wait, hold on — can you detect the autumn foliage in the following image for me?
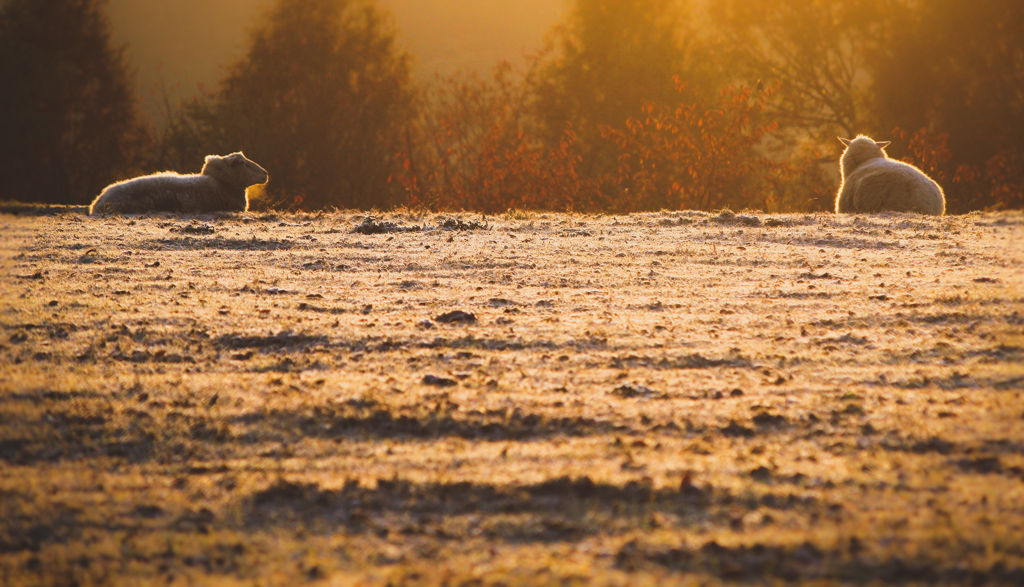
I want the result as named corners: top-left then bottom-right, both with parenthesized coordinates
top-left (5, 0), bottom-right (1021, 213)
top-left (893, 128), bottom-right (1024, 213)
top-left (399, 72), bottom-right (800, 214)
top-left (603, 80), bottom-right (784, 213)
top-left (398, 67), bottom-right (600, 214)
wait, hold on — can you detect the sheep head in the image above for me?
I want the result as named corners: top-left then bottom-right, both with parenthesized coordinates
top-left (202, 152), bottom-right (269, 188)
top-left (839, 136), bottom-right (891, 176)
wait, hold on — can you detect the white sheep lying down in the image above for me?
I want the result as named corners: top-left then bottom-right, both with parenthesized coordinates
top-left (89, 153), bottom-right (268, 215)
top-left (835, 136), bottom-right (945, 216)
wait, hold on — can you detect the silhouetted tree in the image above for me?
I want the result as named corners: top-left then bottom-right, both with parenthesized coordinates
top-left (530, 0), bottom-right (716, 179)
top-left (709, 0), bottom-right (888, 141)
top-left (874, 0), bottom-right (1024, 211)
top-left (707, 0), bottom-right (1024, 212)
top-left (170, 0), bottom-right (415, 210)
top-left (0, 0), bottom-right (148, 204)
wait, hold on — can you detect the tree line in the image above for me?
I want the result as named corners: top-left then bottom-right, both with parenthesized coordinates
top-left (1, 0), bottom-right (1021, 213)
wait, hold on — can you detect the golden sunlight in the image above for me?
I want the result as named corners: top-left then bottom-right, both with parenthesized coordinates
top-left (3, 0), bottom-right (1024, 583)
top-left (107, 0), bottom-right (565, 122)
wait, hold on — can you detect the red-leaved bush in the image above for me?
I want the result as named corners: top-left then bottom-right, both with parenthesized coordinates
top-left (397, 65), bottom-right (601, 214)
top-left (894, 128), bottom-right (1024, 213)
top-left (602, 79), bottom-right (785, 213)
top-left (399, 73), bottom-right (797, 214)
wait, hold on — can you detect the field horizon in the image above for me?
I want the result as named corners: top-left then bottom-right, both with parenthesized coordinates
top-left (1, 206), bottom-right (1022, 585)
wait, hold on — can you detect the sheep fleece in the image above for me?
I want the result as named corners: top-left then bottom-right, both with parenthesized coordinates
top-left (89, 153), bottom-right (268, 215)
top-left (836, 136), bottom-right (945, 216)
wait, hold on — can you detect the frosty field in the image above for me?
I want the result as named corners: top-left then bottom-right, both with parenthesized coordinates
top-left (1, 207), bottom-right (1022, 585)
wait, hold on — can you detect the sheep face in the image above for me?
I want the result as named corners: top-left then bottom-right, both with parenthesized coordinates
top-left (202, 152), bottom-right (269, 189)
top-left (839, 136), bottom-right (892, 177)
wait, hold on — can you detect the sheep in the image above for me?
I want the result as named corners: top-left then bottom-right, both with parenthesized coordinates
top-left (835, 136), bottom-right (945, 216)
top-left (89, 152), bottom-right (268, 215)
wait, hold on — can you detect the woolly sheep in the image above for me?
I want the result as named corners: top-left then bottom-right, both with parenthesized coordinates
top-left (89, 153), bottom-right (268, 215)
top-left (835, 136), bottom-right (945, 216)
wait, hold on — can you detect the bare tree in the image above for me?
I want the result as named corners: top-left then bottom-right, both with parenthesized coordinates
top-left (709, 0), bottom-right (887, 140)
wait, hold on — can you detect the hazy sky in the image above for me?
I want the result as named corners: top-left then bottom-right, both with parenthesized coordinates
top-left (106, 0), bottom-right (567, 124)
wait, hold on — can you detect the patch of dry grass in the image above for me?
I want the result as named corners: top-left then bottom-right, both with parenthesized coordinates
top-left (1, 208), bottom-right (1023, 585)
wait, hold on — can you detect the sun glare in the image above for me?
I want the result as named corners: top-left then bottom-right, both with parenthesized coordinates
top-left (107, 0), bottom-right (566, 123)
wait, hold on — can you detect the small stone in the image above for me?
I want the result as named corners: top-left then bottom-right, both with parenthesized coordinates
top-left (422, 375), bottom-right (457, 387)
top-left (434, 310), bottom-right (476, 324)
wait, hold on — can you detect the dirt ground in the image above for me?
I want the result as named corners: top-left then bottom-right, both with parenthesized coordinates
top-left (1, 206), bottom-right (1022, 586)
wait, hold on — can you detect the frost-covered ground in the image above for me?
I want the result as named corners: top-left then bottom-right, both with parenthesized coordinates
top-left (1, 207), bottom-right (1022, 585)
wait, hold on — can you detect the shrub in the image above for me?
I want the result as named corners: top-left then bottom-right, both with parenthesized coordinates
top-left (603, 80), bottom-right (785, 212)
top-left (398, 65), bottom-right (602, 213)
top-left (893, 128), bottom-right (1024, 213)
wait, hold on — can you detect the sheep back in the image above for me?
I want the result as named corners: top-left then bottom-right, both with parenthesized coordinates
top-left (89, 152), bottom-right (268, 215)
top-left (836, 136), bottom-right (945, 216)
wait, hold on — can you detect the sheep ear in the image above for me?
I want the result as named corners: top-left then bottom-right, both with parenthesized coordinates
top-left (838, 137), bottom-right (852, 147)
top-left (875, 141), bottom-right (891, 149)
